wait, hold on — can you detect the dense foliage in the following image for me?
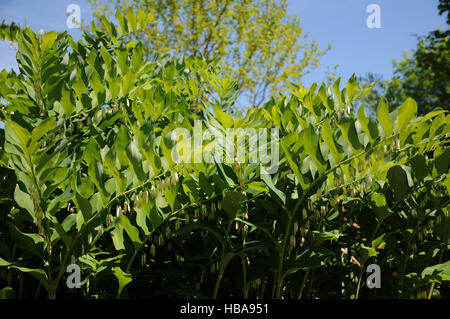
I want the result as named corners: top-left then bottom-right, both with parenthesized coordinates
top-left (0, 11), bottom-right (449, 299)
top-left (88, 0), bottom-right (326, 106)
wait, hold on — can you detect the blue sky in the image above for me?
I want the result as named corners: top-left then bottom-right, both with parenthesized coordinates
top-left (288, 0), bottom-right (448, 86)
top-left (0, 0), bottom-right (447, 87)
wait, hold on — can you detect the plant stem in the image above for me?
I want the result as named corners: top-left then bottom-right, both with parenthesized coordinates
top-left (355, 264), bottom-right (364, 300)
top-left (427, 249), bottom-right (444, 299)
top-left (297, 268), bottom-right (310, 299)
top-left (241, 256), bottom-right (248, 299)
top-left (275, 211), bottom-right (293, 299)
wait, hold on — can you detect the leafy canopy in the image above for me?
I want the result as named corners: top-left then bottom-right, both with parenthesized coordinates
top-left (88, 0), bottom-right (327, 106)
top-left (0, 7), bottom-right (449, 300)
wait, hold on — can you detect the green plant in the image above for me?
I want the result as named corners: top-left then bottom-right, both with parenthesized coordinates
top-left (88, 0), bottom-right (327, 106)
top-left (0, 10), bottom-right (449, 299)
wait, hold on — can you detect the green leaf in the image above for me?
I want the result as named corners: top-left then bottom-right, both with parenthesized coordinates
top-left (357, 105), bottom-right (379, 143)
top-left (337, 117), bottom-right (362, 150)
top-left (60, 85), bottom-right (74, 116)
top-left (377, 97), bottom-right (393, 137)
top-left (0, 257), bottom-right (12, 267)
top-left (40, 31), bottom-right (57, 53)
top-left (360, 245), bottom-right (377, 264)
top-left (303, 125), bottom-right (326, 172)
top-left (247, 181), bottom-right (268, 193)
top-left (8, 265), bottom-right (49, 291)
top-left (345, 74), bottom-right (359, 102)
top-left (371, 192), bottom-right (386, 207)
top-left (282, 247), bottom-right (334, 281)
top-left (221, 191), bottom-right (247, 219)
top-left (321, 121), bottom-right (343, 162)
top-left (135, 206), bottom-right (150, 236)
top-left (31, 117), bottom-right (56, 146)
top-left (14, 185), bottom-right (34, 218)
top-left (261, 173), bottom-right (286, 204)
top-left (118, 215), bottom-right (142, 249)
top-left (199, 172), bottom-right (214, 197)
top-left (6, 120), bottom-right (30, 148)
top-left (88, 160), bottom-right (109, 204)
top-left (422, 260), bottom-right (450, 282)
top-left (397, 98), bottom-right (417, 132)
top-left (125, 7), bottom-right (137, 31)
top-left (332, 77), bottom-right (343, 107)
top-left (8, 223), bottom-right (45, 258)
top-left (121, 69), bottom-right (136, 96)
top-left (387, 165), bottom-right (410, 202)
top-left (125, 140), bottom-right (146, 182)
top-left (410, 155), bottom-right (428, 181)
top-left (0, 287), bottom-right (16, 299)
top-left (112, 267), bottom-right (132, 298)
top-left (435, 147), bottom-right (450, 175)
top-left (74, 192), bottom-right (92, 220)
top-left (111, 225), bottom-right (125, 251)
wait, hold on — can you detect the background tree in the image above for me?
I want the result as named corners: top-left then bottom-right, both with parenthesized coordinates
top-left (438, 0), bottom-right (450, 24)
top-left (359, 1), bottom-right (449, 115)
top-left (88, 0), bottom-right (327, 106)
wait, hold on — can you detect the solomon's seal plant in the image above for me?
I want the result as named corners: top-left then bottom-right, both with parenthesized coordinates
top-left (0, 9), bottom-right (449, 299)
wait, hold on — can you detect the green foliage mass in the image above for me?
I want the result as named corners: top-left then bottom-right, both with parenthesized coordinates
top-left (88, 0), bottom-right (327, 106)
top-left (0, 10), bottom-right (449, 299)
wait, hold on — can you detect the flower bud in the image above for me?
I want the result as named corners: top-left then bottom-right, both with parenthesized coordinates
top-left (302, 208), bottom-right (307, 220)
top-left (290, 235), bottom-right (296, 249)
top-left (116, 206), bottom-right (122, 218)
top-left (106, 214), bottom-right (113, 227)
top-left (150, 186), bottom-right (157, 199)
top-left (324, 186), bottom-right (329, 198)
top-left (308, 200), bottom-right (313, 211)
top-left (201, 204), bottom-right (207, 218)
top-left (165, 226), bottom-right (171, 238)
top-left (124, 200), bottom-right (130, 213)
top-left (158, 234), bottom-right (164, 247)
top-left (142, 190), bottom-right (148, 203)
top-left (358, 161), bottom-right (364, 173)
top-left (164, 177), bottom-right (171, 190)
top-left (134, 196), bottom-right (140, 209)
top-left (242, 224), bottom-right (249, 237)
top-left (97, 224), bottom-right (104, 236)
top-left (150, 244), bottom-right (156, 257)
top-left (171, 172), bottom-right (179, 185)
